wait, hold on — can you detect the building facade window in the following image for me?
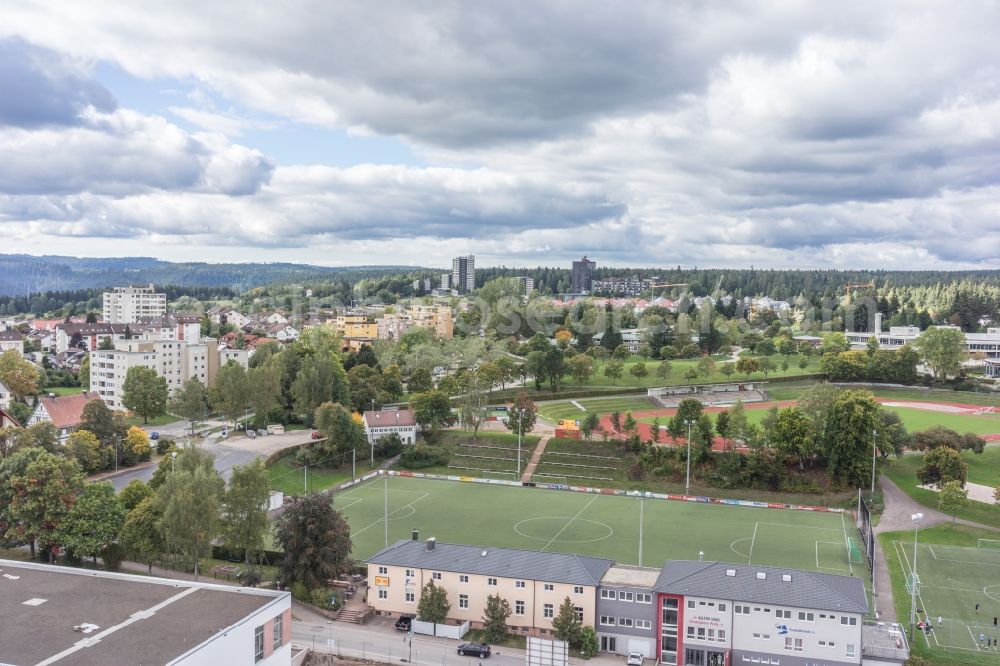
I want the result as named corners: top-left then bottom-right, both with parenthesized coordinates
top-left (516, 601), bottom-right (525, 615)
top-left (637, 593), bottom-right (652, 604)
top-left (378, 566), bottom-right (388, 575)
top-left (797, 612), bottom-right (814, 622)
top-left (254, 625), bottom-right (264, 663)
top-left (273, 615), bottom-right (283, 651)
top-left (405, 591), bottom-right (415, 603)
top-left (378, 589), bottom-right (387, 599)
top-left (406, 569), bottom-right (414, 578)
top-left (459, 594), bottom-right (469, 609)
top-left (487, 577), bottom-right (497, 586)
top-left (516, 581), bottom-right (526, 588)
top-left (601, 616), bottom-right (615, 626)
top-left (544, 604), bottom-right (554, 619)
top-left (544, 583), bottom-right (554, 591)
top-left (847, 644), bottom-right (856, 657)
top-left (432, 572), bottom-right (441, 580)
top-left (601, 589), bottom-right (616, 599)
top-left (574, 586), bottom-right (584, 595)
top-left (574, 607), bottom-right (583, 622)
top-left (459, 575), bottom-right (468, 583)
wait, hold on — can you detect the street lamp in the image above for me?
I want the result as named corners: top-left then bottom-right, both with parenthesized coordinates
top-left (871, 429), bottom-right (878, 497)
top-left (909, 512), bottom-right (923, 639)
top-left (684, 419), bottom-right (695, 496)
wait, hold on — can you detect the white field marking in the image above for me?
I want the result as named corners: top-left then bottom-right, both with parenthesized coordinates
top-left (815, 541), bottom-right (847, 571)
top-left (513, 517), bottom-right (614, 544)
top-left (895, 540), bottom-right (941, 649)
top-left (570, 400), bottom-right (586, 412)
top-left (730, 537), bottom-right (752, 559)
top-left (984, 585), bottom-right (1000, 604)
top-left (748, 522), bottom-right (758, 565)
top-left (334, 497), bottom-right (364, 511)
top-left (350, 492), bottom-right (430, 537)
top-left (967, 624), bottom-right (982, 651)
top-left (840, 511), bottom-right (853, 575)
top-left (540, 494), bottom-right (600, 552)
top-left (928, 545), bottom-right (937, 560)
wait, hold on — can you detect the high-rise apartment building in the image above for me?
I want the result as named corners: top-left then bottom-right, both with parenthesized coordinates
top-left (102, 284), bottom-right (167, 323)
top-left (571, 256), bottom-right (596, 293)
top-left (451, 255), bottom-right (476, 293)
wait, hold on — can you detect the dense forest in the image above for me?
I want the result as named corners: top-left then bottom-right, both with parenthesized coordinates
top-left (0, 254), bottom-right (428, 298)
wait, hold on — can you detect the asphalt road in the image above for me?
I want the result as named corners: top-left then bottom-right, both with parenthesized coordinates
top-left (107, 427), bottom-right (316, 490)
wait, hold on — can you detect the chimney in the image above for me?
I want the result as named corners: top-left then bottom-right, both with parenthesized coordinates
top-left (412, 529), bottom-right (419, 541)
top-left (426, 537), bottom-right (436, 551)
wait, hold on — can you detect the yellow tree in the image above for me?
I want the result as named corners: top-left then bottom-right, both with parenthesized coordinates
top-left (0, 350), bottom-right (39, 402)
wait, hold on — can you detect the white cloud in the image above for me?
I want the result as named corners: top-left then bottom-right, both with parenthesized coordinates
top-left (0, 3), bottom-right (999, 267)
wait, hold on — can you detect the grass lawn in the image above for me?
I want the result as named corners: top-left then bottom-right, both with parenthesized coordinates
top-left (884, 456), bottom-right (1000, 528)
top-left (44, 386), bottom-right (85, 396)
top-left (879, 523), bottom-right (1000, 665)
top-left (537, 396), bottom-right (657, 422)
top-left (521, 355), bottom-right (821, 393)
top-left (881, 407), bottom-right (1000, 436)
top-left (334, 476), bottom-right (866, 589)
top-left (268, 453), bottom-right (362, 496)
top-left (126, 413), bottom-right (182, 427)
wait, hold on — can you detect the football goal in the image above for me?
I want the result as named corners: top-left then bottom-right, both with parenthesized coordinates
top-left (976, 538), bottom-right (1000, 550)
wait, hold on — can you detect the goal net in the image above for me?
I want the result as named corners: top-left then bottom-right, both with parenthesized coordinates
top-left (977, 538), bottom-right (1000, 550)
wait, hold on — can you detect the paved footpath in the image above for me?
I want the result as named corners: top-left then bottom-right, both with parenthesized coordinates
top-left (520, 436), bottom-right (550, 482)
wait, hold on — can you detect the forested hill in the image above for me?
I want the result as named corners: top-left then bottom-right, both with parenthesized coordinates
top-left (0, 254), bottom-right (424, 297)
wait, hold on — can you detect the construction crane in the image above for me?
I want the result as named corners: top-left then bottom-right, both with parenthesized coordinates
top-left (649, 282), bottom-right (689, 295)
top-left (843, 281), bottom-right (875, 305)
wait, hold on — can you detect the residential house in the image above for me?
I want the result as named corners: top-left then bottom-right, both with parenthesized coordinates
top-left (0, 330), bottom-right (25, 355)
top-left (363, 408), bottom-right (418, 445)
top-left (54, 323), bottom-right (129, 354)
top-left (0, 378), bottom-right (12, 410)
top-left (1, 405), bottom-right (21, 428)
top-left (207, 306), bottom-right (249, 329)
top-left (102, 284), bottom-right (167, 323)
top-left (264, 322), bottom-right (299, 343)
top-left (27, 392), bottom-right (101, 442)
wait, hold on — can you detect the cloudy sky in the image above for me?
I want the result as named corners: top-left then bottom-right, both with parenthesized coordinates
top-left (1, 1), bottom-right (999, 270)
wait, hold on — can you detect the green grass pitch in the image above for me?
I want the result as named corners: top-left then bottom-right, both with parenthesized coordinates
top-left (335, 475), bottom-right (863, 581)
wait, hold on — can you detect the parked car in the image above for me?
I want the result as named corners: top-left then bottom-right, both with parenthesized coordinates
top-left (257, 428), bottom-right (267, 436)
top-left (627, 652), bottom-right (644, 666)
top-left (310, 431), bottom-right (323, 440)
top-left (149, 432), bottom-right (159, 440)
top-left (394, 615), bottom-right (413, 631)
top-left (457, 643), bottom-right (490, 658)
top-left (246, 430), bottom-right (256, 439)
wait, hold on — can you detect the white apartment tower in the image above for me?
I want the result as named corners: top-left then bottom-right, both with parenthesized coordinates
top-left (451, 255), bottom-right (475, 293)
top-left (103, 284), bottom-right (167, 323)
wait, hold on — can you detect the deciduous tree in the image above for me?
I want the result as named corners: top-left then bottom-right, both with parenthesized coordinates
top-left (0, 349), bottom-right (39, 402)
top-left (58, 482), bottom-right (126, 567)
top-left (223, 460), bottom-right (271, 573)
top-left (121, 496), bottom-right (164, 574)
top-left (119, 479), bottom-right (153, 510)
top-left (916, 446), bottom-right (967, 487)
top-left (482, 594), bottom-right (512, 644)
top-left (914, 327), bottom-right (967, 380)
top-left (210, 361), bottom-right (251, 426)
top-left (417, 579), bottom-right (451, 624)
top-left (6, 452), bottom-right (84, 559)
top-left (169, 378), bottom-right (208, 434)
top-left (122, 366), bottom-right (168, 424)
top-left (274, 493), bottom-right (353, 588)
top-left (158, 456), bottom-right (224, 580)
top-left (552, 596), bottom-right (583, 648)
top-left (938, 480), bottom-right (968, 523)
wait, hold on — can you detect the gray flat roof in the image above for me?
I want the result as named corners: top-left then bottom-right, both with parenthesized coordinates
top-left (654, 561), bottom-right (869, 615)
top-left (0, 559), bottom-right (288, 665)
top-left (368, 540), bottom-right (614, 586)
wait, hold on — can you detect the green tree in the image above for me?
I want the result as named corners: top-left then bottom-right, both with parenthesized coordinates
top-left (656, 360), bottom-right (672, 379)
top-left (630, 362), bottom-right (649, 380)
top-left (772, 407), bottom-right (816, 470)
top-left (121, 496), bottom-right (164, 574)
top-left (459, 373), bottom-right (490, 439)
top-left (123, 426), bottom-right (152, 464)
top-left (551, 596), bottom-right (583, 647)
top-left (505, 393), bottom-right (538, 441)
top-left (0, 349), bottom-right (39, 402)
top-left (668, 399), bottom-right (704, 440)
top-left (66, 429), bottom-right (103, 473)
top-left (568, 354), bottom-right (595, 386)
top-left (543, 347), bottom-right (566, 392)
top-left (158, 458), bottom-right (224, 580)
top-left (347, 363), bottom-right (385, 413)
top-left (77, 354), bottom-right (90, 389)
top-left (169, 378), bottom-right (208, 434)
top-left (916, 446), bottom-right (967, 487)
top-left (914, 327), bottom-right (967, 379)
top-left (410, 390), bottom-right (452, 438)
top-left (119, 479), bottom-right (153, 511)
top-left (526, 350), bottom-right (547, 390)
top-left (482, 594), bottom-right (512, 644)
top-left (612, 344), bottom-right (630, 361)
top-left (121, 366), bottom-right (168, 424)
top-left (820, 332), bottom-right (850, 354)
top-left (758, 356), bottom-right (777, 377)
top-left (580, 413), bottom-right (600, 442)
top-left (579, 626), bottom-right (599, 658)
top-left (79, 398), bottom-right (127, 450)
top-left (417, 579), bottom-right (451, 624)
top-left (210, 361), bottom-right (250, 426)
top-left (938, 479), bottom-right (969, 523)
top-left (6, 452), bottom-right (84, 559)
top-left (58, 482), bottom-right (126, 567)
top-left (407, 367), bottom-right (434, 393)
top-left (223, 460), bottom-right (271, 573)
top-left (306, 402), bottom-right (366, 461)
top-left (696, 357), bottom-right (716, 377)
top-left (604, 359), bottom-right (624, 384)
top-left (865, 336), bottom-right (880, 357)
top-left (735, 357), bottom-right (759, 379)
top-left (274, 493), bottom-right (352, 588)
top-left (822, 390), bottom-right (884, 487)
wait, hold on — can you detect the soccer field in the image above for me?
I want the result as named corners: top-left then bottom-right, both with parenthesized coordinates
top-left (892, 539), bottom-right (1000, 657)
top-left (335, 475), bottom-right (864, 579)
